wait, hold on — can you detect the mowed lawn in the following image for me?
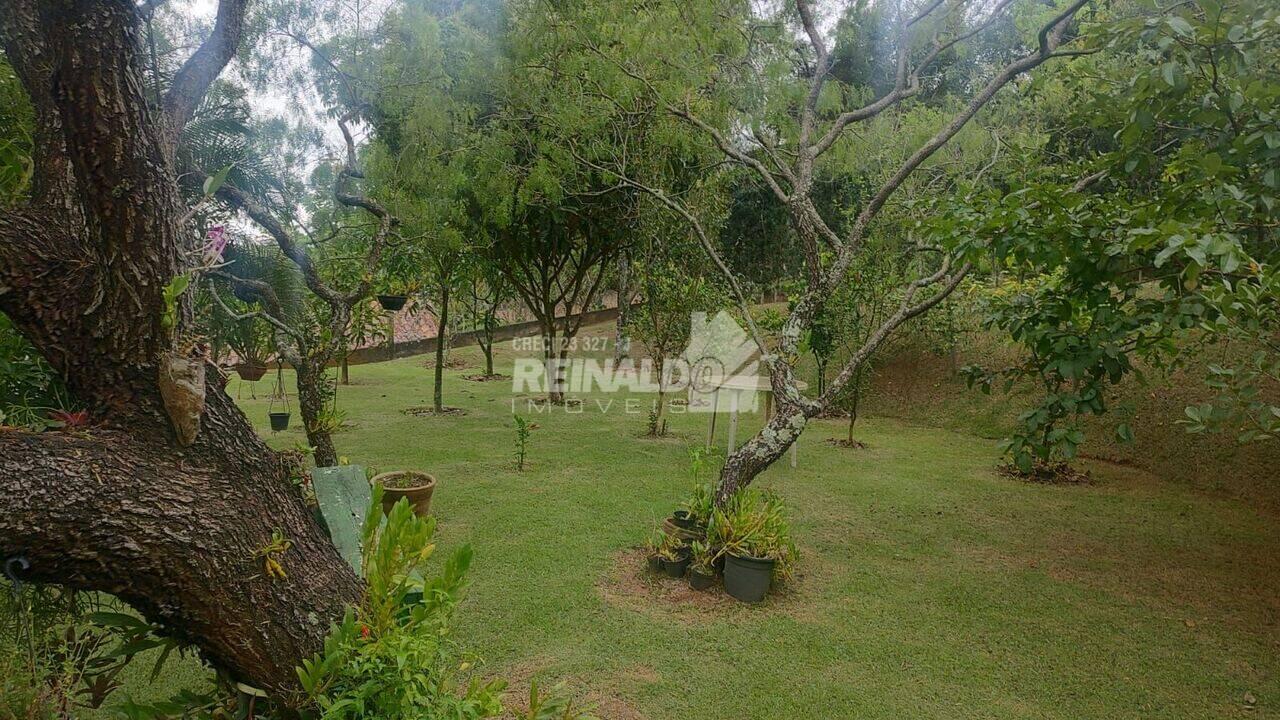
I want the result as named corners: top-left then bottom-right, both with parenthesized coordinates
top-left (214, 327), bottom-right (1280, 719)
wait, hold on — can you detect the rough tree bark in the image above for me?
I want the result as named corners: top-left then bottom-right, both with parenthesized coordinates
top-left (0, 0), bottom-right (360, 697)
top-left (297, 360), bottom-right (339, 467)
top-left (613, 250), bottom-right (634, 362)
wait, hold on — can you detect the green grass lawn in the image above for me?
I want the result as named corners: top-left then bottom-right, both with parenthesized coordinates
top-left (130, 327), bottom-right (1280, 718)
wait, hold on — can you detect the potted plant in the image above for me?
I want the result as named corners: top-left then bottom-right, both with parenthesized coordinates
top-left (643, 529), bottom-right (664, 573)
top-left (207, 301), bottom-right (274, 381)
top-left (681, 478), bottom-right (714, 531)
top-left (656, 534), bottom-right (690, 579)
top-left (267, 368), bottom-right (291, 432)
top-left (687, 541), bottom-right (716, 591)
top-left (707, 488), bottom-right (796, 603)
top-left (372, 470), bottom-right (436, 517)
top-left (670, 509), bottom-right (696, 530)
top-left (376, 293), bottom-right (408, 312)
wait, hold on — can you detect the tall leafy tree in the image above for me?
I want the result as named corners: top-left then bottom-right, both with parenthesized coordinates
top-left (947, 0), bottom-right (1280, 470)
top-left (0, 0), bottom-right (364, 694)
top-left (564, 0), bottom-right (1093, 502)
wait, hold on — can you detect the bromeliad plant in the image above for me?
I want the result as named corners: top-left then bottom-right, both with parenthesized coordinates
top-left (654, 533), bottom-right (688, 563)
top-left (297, 487), bottom-right (504, 719)
top-left (688, 541), bottom-right (715, 576)
top-left (706, 488), bottom-right (797, 580)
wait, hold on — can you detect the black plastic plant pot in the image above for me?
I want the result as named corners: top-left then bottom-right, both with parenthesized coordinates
top-left (712, 549), bottom-right (726, 574)
top-left (647, 555), bottom-right (663, 574)
top-left (661, 555), bottom-right (691, 579)
top-left (377, 294), bottom-right (408, 312)
top-left (689, 568), bottom-right (716, 591)
top-left (269, 412), bottom-right (291, 432)
top-left (671, 510), bottom-right (696, 530)
top-left (724, 553), bottom-right (775, 603)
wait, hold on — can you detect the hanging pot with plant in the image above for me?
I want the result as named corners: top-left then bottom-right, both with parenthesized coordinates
top-left (373, 470), bottom-right (436, 517)
top-left (376, 294), bottom-right (408, 312)
top-left (235, 361), bottom-right (268, 382)
top-left (267, 367), bottom-right (291, 432)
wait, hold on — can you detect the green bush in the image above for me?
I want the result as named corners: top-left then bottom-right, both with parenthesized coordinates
top-left (297, 487), bottom-right (504, 719)
top-left (0, 313), bottom-right (72, 429)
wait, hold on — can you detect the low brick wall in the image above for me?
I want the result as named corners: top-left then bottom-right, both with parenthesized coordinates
top-left (340, 305), bottom-right (626, 367)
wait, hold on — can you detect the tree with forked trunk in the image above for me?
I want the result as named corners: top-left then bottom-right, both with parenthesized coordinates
top-left (564, 0), bottom-right (1094, 504)
top-left (209, 101), bottom-right (398, 468)
top-left (0, 0), bottom-right (365, 698)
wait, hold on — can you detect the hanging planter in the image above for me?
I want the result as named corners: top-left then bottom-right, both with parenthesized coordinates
top-left (235, 361), bottom-right (268, 382)
top-left (267, 367), bottom-right (291, 433)
top-left (376, 294), bottom-right (408, 312)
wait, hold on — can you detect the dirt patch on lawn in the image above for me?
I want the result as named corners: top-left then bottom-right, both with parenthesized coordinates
top-left (496, 657), bottom-right (650, 720)
top-left (824, 438), bottom-right (867, 450)
top-left (463, 373), bottom-right (509, 382)
top-left (997, 460), bottom-right (1092, 485)
top-left (402, 405), bottom-right (468, 417)
top-left (596, 548), bottom-right (806, 624)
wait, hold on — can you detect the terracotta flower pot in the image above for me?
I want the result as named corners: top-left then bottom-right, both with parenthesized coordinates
top-left (235, 362), bottom-right (268, 382)
top-left (373, 470), bottom-right (436, 517)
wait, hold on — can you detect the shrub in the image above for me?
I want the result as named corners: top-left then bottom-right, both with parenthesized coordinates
top-left (680, 447), bottom-right (718, 527)
top-left (297, 487), bottom-right (504, 719)
top-left (513, 414), bottom-right (532, 470)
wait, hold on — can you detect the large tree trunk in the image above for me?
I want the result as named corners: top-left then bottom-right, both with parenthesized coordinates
top-left (0, 404), bottom-right (360, 697)
top-left (480, 334), bottom-right (495, 376)
top-left (296, 360), bottom-right (339, 468)
top-left (0, 0), bottom-right (360, 697)
top-left (716, 405), bottom-right (808, 504)
top-left (433, 280), bottom-right (450, 413)
top-left (614, 251), bottom-right (632, 362)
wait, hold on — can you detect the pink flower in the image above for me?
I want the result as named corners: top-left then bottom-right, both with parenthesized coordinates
top-left (203, 225), bottom-right (228, 266)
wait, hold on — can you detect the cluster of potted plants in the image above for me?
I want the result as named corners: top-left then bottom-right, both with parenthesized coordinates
top-left (644, 479), bottom-right (796, 603)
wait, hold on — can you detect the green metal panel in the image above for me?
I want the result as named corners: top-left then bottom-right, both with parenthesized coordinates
top-left (312, 465), bottom-right (370, 574)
